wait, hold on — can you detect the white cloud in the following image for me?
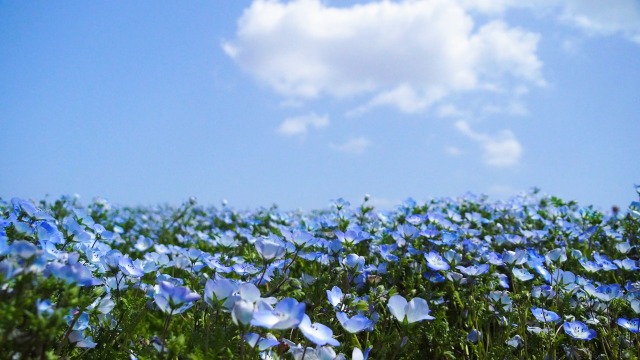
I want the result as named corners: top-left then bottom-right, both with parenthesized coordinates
top-left (560, 0), bottom-right (640, 43)
top-left (225, 0), bottom-right (544, 113)
top-left (466, 0), bottom-right (640, 43)
top-left (330, 136), bottom-right (371, 155)
top-left (455, 120), bottom-right (522, 167)
top-left (277, 113), bottom-right (329, 137)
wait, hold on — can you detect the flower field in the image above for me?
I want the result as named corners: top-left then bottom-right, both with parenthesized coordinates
top-left (2, 189), bottom-right (640, 359)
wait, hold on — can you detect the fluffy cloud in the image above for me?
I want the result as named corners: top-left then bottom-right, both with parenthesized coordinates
top-left (455, 120), bottom-right (522, 167)
top-left (329, 137), bottom-right (371, 155)
top-left (277, 113), bottom-right (329, 136)
top-left (224, 0), bottom-right (544, 113)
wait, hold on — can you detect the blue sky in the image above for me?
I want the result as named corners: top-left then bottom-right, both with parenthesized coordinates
top-left (1, 0), bottom-right (639, 211)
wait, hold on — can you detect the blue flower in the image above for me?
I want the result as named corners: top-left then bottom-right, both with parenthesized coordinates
top-left (335, 230), bottom-right (369, 245)
top-left (281, 229), bottom-right (317, 248)
top-left (563, 321), bottom-right (597, 340)
top-left (9, 240), bottom-right (39, 259)
top-left (532, 285), bottom-right (556, 300)
top-left (594, 284), bottom-right (622, 302)
top-left (153, 281), bottom-right (201, 315)
top-left (467, 329), bottom-right (481, 343)
top-left (244, 332), bottom-right (280, 351)
top-left (506, 335), bottom-right (523, 348)
top-left (342, 254), bottom-right (365, 272)
top-left (425, 251), bottom-right (450, 271)
top-left (250, 297), bottom-right (305, 330)
top-left (531, 307), bottom-right (561, 323)
top-left (352, 346), bottom-right (372, 360)
top-left (204, 276), bottom-right (238, 308)
top-left (46, 262), bottom-right (102, 287)
top-left (336, 311), bottom-right (372, 333)
top-left (512, 267), bottom-right (534, 281)
top-left (617, 318), bottom-right (640, 333)
top-left (299, 314), bottom-right (340, 346)
top-left (118, 256), bottom-right (145, 278)
top-left (580, 258), bottom-right (603, 272)
top-left (326, 286), bottom-right (344, 308)
top-left (254, 236), bottom-right (286, 261)
top-left (456, 264), bottom-right (489, 277)
top-left (387, 294), bottom-right (434, 324)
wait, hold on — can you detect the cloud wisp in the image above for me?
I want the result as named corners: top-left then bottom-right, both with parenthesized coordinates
top-left (277, 113), bottom-right (329, 137)
top-left (329, 137), bottom-right (371, 155)
top-left (455, 120), bottom-right (522, 167)
top-left (224, 0), bottom-right (543, 114)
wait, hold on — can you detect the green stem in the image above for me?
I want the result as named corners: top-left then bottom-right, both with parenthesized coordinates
top-left (160, 310), bottom-right (173, 357)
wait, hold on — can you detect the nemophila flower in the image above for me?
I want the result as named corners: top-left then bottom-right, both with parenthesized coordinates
top-left (593, 252), bottom-right (618, 271)
top-left (527, 326), bottom-right (550, 335)
top-left (204, 276), bottom-right (238, 308)
top-left (68, 330), bottom-right (97, 349)
top-left (299, 314), bottom-right (340, 346)
top-left (531, 307), bottom-right (561, 323)
top-left (216, 231), bottom-right (239, 248)
top-left (534, 265), bottom-right (552, 284)
top-left (502, 249), bottom-right (527, 266)
top-left (563, 321), bottom-right (597, 340)
top-left (512, 267), bottom-right (534, 281)
top-left (9, 240), bottom-right (39, 259)
top-left (486, 252), bottom-right (504, 266)
top-left (617, 318), bottom-right (640, 333)
top-left (11, 197), bottom-right (38, 218)
top-left (326, 286), bottom-right (344, 308)
top-left (487, 291), bottom-right (512, 313)
top-left (467, 329), bottom-right (481, 343)
top-left (36, 299), bottom-right (54, 317)
top-left (232, 299), bottom-right (255, 325)
top-left (244, 332), bottom-right (280, 351)
top-left (153, 281), bottom-right (201, 315)
top-left (251, 297), bottom-right (305, 330)
top-left (424, 271), bottom-right (446, 283)
top-left (387, 294), bottom-right (434, 324)
top-left (134, 236), bottom-right (153, 251)
top-left (232, 262), bottom-right (261, 277)
top-left (39, 240), bottom-right (63, 261)
top-left (353, 346), bottom-right (371, 360)
top-left (118, 256), bottom-right (144, 277)
top-left (495, 273), bottom-right (510, 289)
top-left (614, 258), bottom-right (638, 271)
top-left (549, 269), bottom-right (578, 293)
top-left (580, 258), bottom-right (603, 273)
top-left (89, 294), bottom-right (115, 314)
top-left (46, 262), bottom-right (102, 286)
top-left (281, 229), bottom-right (317, 248)
top-left (506, 335), bottom-right (523, 348)
top-left (255, 236), bottom-right (286, 261)
top-left (65, 311), bottom-right (90, 331)
top-left (392, 224), bottom-right (418, 246)
top-left (545, 247), bottom-right (567, 265)
top-left (335, 229), bottom-right (369, 246)
top-left (593, 284), bottom-right (622, 302)
top-left (101, 249), bottom-right (123, 273)
top-left (443, 249), bottom-right (462, 265)
top-left (36, 221), bottom-right (64, 244)
top-left (456, 264), bottom-right (489, 277)
top-left (342, 254), bottom-right (365, 272)
top-left (616, 241), bottom-right (633, 254)
top-left (378, 244), bottom-right (399, 262)
top-left (336, 312), bottom-right (373, 333)
top-left (425, 251), bottom-right (450, 271)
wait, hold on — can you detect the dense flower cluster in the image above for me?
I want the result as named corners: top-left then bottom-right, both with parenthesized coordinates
top-left (1, 188), bottom-right (640, 359)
